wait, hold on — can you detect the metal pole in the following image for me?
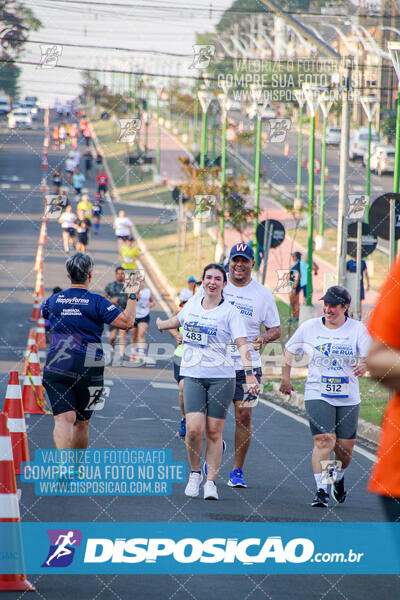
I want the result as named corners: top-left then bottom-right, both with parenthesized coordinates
top-left (211, 106), bottom-right (217, 165)
top-left (390, 197), bottom-right (396, 267)
top-left (337, 57), bottom-right (352, 286)
top-left (219, 111), bottom-right (227, 250)
top-left (194, 79), bottom-right (199, 138)
top-left (253, 114), bottom-right (258, 183)
top-left (132, 74), bottom-right (136, 115)
top-left (297, 104), bottom-right (303, 201)
top-left (176, 192), bottom-right (182, 268)
top-left (253, 114), bottom-right (262, 252)
top-left (355, 221), bottom-right (362, 319)
top-left (156, 95), bottom-right (161, 175)
top-left (319, 115), bottom-right (328, 236)
top-left (200, 109), bottom-right (208, 169)
top-left (392, 86), bottom-right (400, 261)
top-left (145, 88), bottom-right (149, 154)
top-left (262, 221), bottom-right (273, 285)
top-left (366, 119), bottom-right (372, 222)
top-left (306, 115), bottom-right (315, 306)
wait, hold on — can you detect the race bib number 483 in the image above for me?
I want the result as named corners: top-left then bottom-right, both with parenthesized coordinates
top-left (321, 376), bottom-right (349, 399)
top-left (183, 324), bottom-right (208, 347)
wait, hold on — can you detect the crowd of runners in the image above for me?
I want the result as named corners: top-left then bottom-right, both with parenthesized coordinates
top-left (41, 104), bottom-right (394, 513)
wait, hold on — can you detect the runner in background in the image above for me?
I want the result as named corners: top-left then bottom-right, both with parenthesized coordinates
top-left (77, 193), bottom-right (93, 225)
top-left (96, 171), bottom-right (109, 199)
top-left (75, 209), bottom-right (91, 252)
top-left (59, 122), bottom-right (67, 150)
top-left (120, 237), bottom-right (140, 270)
top-left (130, 278), bottom-right (155, 364)
top-left (104, 267), bottom-right (129, 366)
top-left (69, 122), bottom-right (78, 149)
top-left (366, 258), bottom-right (400, 521)
top-left (113, 210), bottom-right (134, 251)
top-left (52, 167), bottom-right (63, 194)
top-left (52, 124), bottom-right (59, 150)
top-left (169, 297), bottom-right (187, 438)
top-left (280, 286), bottom-right (371, 507)
top-left (92, 197), bottom-right (102, 235)
top-left (179, 275), bottom-right (197, 302)
top-left (83, 148), bottom-right (93, 178)
top-left (95, 152), bottom-right (104, 174)
top-left (65, 153), bottom-right (75, 184)
top-left (58, 205), bottom-right (77, 253)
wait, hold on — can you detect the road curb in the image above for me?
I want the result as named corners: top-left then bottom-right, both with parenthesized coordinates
top-left (269, 382), bottom-right (381, 446)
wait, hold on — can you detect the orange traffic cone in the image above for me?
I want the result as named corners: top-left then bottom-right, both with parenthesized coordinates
top-left (38, 221), bottom-right (47, 245)
top-left (34, 245), bottom-right (43, 271)
top-left (30, 296), bottom-right (42, 322)
top-left (41, 176), bottom-right (47, 193)
top-left (0, 413), bottom-right (35, 591)
top-left (22, 345), bottom-right (47, 415)
top-left (34, 269), bottom-right (44, 298)
top-left (23, 328), bottom-right (36, 375)
top-left (35, 317), bottom-right (46, 350)
top-left (3, 372), bottom-right (30, 475)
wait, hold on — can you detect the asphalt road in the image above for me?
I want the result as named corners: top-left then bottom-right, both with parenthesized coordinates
top-left (0, 113), bottom-right (397, 599)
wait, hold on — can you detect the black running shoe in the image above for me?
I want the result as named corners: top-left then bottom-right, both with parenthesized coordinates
top-left (311, 488), bottom-right (329, 507)
top-left (331, 477), bottom-right (347, 504)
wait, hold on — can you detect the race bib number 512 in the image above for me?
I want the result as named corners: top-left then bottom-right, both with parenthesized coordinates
top-left (321, 376), bottom-right (349, 399)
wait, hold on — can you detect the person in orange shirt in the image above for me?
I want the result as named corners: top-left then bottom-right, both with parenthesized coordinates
top-left (366, 257), bottom-right (400, 521)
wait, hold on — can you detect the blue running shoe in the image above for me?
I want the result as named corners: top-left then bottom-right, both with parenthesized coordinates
top-left (203, 440), bottom-right (226, 477)
top-left (178, 418), bottom-right (186, 438)
top-left (228, 467), bottom-right (247, 488)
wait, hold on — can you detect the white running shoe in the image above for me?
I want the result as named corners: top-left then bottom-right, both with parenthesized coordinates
top-left (185, 472), bottom-right (203, 497)
top-left (203, 480), bottom-right (219, 500)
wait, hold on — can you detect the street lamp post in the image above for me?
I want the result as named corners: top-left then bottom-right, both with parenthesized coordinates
top-left (293, 89), bottom-right (305, 211)
top-left (303, 83), bottom-right (321, 307)
top-left (360, 95), bottom-right (379, 222)
top-left (388, 41), bottom-right (400, 264)
top-left (250, 85), bottom-right (271, 257)
top-left (217, 85), bottom-right (232, 259)
top-left (198, 90), bottom-right (214, 170)
top-left (316, 89), bottom-right (333, 249)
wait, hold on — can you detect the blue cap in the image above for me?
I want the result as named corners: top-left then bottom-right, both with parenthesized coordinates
top-left (187, 275), bottom-right (197, 283)
top-left (229, 243), bottom-right (255, 261)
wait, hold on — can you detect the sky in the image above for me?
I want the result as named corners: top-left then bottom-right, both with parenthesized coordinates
top-left (20, 0), bottom-right (234, 105)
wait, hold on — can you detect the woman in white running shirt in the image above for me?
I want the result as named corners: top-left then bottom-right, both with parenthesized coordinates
top-left (156, 263), bottom-right (259, 501)
top-left (113, 210), bottom-right (134, 251)
top-left (58, 205), bottom-right (77, 253)
top-left (130, 278), bottom-right (155, 364)
top-left (279, 286), bottom-right (371, 508)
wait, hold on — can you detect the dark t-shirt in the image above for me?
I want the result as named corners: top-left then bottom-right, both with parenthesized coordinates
top-left (104, 280), bottom-right (127, 310)
top-left (41, 288), bottom-right (121, 371)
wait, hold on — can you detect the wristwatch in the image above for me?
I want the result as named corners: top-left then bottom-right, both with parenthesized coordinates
top-left (245, 369), bottom-right (253, 375)
top-left (128, 293), bottom-right (137, 300)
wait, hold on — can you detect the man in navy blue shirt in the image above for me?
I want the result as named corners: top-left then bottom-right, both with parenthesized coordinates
top-left (42, 253), bottom-right (141, 449)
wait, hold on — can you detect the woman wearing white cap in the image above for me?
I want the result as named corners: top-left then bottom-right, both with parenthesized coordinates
top-left (279, 286), bottom-right (371, 508)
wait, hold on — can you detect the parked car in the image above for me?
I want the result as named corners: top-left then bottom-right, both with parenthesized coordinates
top-left (0, 100), bottom-right (10, 115)
top-left (362, 142), bottom-right (388, 167)
top-left (24, 95), bottom-right (40, 108)
top-left (325, 126), bottom-right (341, 145)
top-left (349, 127), bottom-right (381, 160)
top-left (370, 145), bottom-right (396, 176)
top-left (20, 101), bottom-right (38, 119)
top-left (7, 108), bottom-right (32, 128)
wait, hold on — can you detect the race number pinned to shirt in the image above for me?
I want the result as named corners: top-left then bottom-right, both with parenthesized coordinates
top-left (183, 324), bottom-right (209, 347)
top-left (228, 342), bottom-right (240, 359)
top-left (320, 376), bottom-right (349, 399)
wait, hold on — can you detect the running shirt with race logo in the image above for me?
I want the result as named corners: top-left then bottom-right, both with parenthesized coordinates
top-left (59, 212), bottom-right (76, 229)
top-left (136, 288), bottom-right (151, 319)
top-left (41, 288), bottom-right (121, 371)
top-left (285, 317), bottom-right (371, 406)
top-left (114, 217), bottom-right (133, 237)
top-left (177, 294), bottom-right (247, 379)
top-left (195, 277), bottom-right (280, 370)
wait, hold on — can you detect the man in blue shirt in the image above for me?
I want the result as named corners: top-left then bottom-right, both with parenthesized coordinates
top-left (42, 253), bottom-right (140, 449)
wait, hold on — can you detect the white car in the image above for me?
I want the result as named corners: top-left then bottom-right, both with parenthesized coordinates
top-left (8, 108), bottom-right (32, 129)
top-left (325, 126), bottom-right (341, 145)
top-left (362, 142), bottom-right (388, 167)
top-left (20, 101), bottom-right (38, 119)
top-left (349, 127), bottom-right (381, 160)
top-left (25, 95), bottom-right (40, 108)
top-left (370, 145), bottom-right (396, 176)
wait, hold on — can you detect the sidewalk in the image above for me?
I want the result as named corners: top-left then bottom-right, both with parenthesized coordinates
top-left (147, 120), bottom-right (379, 321)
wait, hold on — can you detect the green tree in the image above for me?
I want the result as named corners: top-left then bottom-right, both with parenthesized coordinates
top-left (381, 113), bottom-right (397, 143)
top-left (0, 1), bottom-right (41, 96)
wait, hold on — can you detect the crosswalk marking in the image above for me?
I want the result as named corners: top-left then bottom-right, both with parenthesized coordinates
top-left (150, 382), bottom-right (179, 390)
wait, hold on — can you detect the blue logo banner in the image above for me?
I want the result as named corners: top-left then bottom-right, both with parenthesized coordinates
top-left (0, 522), bottom-right (399, 574)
